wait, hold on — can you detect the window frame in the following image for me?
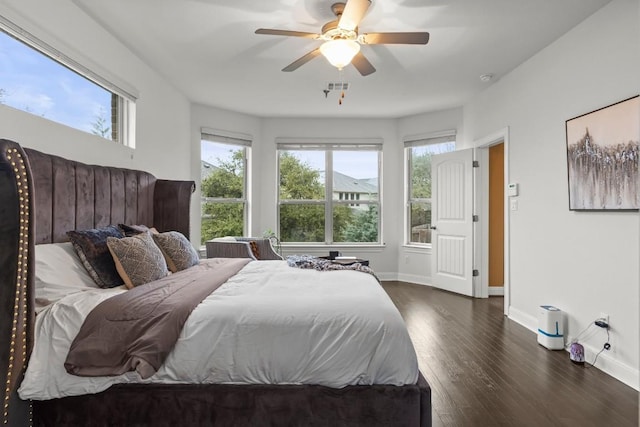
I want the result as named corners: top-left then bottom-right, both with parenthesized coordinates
top-left (276, 140), bottom-right (382, 246)
top-left (200, 130), bottom-right (251, 244)
top-left (0, 16), bottom-right (137, 146)
top-left (404, 132), bottom-right (456, 247)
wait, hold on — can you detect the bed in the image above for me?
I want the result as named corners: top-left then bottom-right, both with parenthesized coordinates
top-left (0, 138), bottom-right (431, 426)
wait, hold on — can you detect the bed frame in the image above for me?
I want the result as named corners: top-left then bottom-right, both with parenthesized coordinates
top-left (0, 138), bottom-right (431, 426)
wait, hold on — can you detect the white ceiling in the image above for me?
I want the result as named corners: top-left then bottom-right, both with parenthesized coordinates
top-left (73, 0), bottom-right (610, 119)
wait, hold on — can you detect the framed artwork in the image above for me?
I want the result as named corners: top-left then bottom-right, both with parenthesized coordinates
top-left (566, 95), bottom-right (639, 210)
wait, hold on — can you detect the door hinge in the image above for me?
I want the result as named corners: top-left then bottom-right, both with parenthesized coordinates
top-left (473, 269), bottom-right (479, 277)
top-left (472, 215), bottom-right (479, 222)
top-left (472, 160), bottom-right (479, 168)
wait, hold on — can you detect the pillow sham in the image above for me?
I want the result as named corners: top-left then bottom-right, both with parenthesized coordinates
top-left (67, 225), bottom-right (124, 288)
top-left (152, 231), bottom-right (199, 273)
top-left (107, 232), bottom-right (169, 289)
top-left (34, 242), bottom-right (99, 312)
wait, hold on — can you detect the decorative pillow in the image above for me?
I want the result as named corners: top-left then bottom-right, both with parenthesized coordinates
top-left (152, 231), bottom-right (200, 273)
top-left (249, 241), bottom-right (260, 259)
top-left (34, 242), bottom-right (99, 312)
top-left (67, 225), bottom-right (125, 288)
top-left (106, 232), bottom-right (169, 289)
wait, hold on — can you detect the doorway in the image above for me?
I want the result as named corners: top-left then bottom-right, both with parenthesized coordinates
top-left (474, 128), bottom-right (509, 315)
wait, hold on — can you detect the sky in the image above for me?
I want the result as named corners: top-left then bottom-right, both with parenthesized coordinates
top-left (0, 30), bottom-right (111, 135)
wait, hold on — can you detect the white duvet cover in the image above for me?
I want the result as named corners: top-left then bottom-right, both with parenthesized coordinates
top-left (19, 260), bottom-right (419, 400)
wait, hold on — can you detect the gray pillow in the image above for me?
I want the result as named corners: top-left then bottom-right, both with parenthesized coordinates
top-left (106, 232), bottom-right (169, 288)
top-left (67, 225), bottom-right (124, 288)
top-left (152, 231), bottom-right (199, 273)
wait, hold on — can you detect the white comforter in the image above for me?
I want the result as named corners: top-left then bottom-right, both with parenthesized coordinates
top-left (19, 260), bottom-right (419, 400)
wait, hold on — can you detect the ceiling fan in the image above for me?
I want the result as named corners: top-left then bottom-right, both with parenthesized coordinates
top-left (255, 0), bottom-right (429, 76)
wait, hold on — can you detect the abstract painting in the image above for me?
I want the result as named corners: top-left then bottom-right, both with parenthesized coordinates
top-left (566, 96), bottom-right (639, 210)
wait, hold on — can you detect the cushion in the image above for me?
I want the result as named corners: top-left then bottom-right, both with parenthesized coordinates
top-left (34, 242), bottom-right (99, 312)
top-left (67, 225), bottom-right (125, 288)
top-left (106, 232), bottom-right (169, 289)
top-left (152, 231), bottom-right (200, 273)
top-left (249, 241), bottom-right (260, 259)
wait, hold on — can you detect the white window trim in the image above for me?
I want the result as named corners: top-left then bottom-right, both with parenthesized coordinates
top-left (276, 141), bottom-right (382, 245)
top-left (200, 131), bottom-right (252, 240)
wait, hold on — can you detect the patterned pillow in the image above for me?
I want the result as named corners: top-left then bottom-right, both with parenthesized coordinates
top-left (106, 232), bottom-right (169, 289)
top-left (67, 225), bottom-right (125, 288)
top-left (249, 241), bottom-right (260, 259)
top-left (152, 231), bottom-right (199, 273)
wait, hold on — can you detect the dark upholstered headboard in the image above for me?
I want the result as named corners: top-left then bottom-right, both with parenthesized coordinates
top-left (23, 147), bottom-right (195, 243)
top-left (0, 138), bottom-right (195, 426)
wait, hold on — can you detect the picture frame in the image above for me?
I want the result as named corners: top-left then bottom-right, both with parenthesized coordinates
top-left (565, 95), bottom-right (639, 211)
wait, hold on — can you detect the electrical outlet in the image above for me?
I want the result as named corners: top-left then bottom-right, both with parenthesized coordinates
top-left (599, 313), bottom-right (609, 325)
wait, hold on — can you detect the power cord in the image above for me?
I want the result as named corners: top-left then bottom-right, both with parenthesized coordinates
top-left (587, 322), bottom-right (611, 369)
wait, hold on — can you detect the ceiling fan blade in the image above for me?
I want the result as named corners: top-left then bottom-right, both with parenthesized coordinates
top-left (351, 51), bottom-right (376, 76)
top-left (360, 32), bottom-right (430, 45)
top-left (255, 29), bottom-right (320, 39)
top-left (339, 0), bottom-right (371, 31)
top-left (282, 48), bottom-right (322, 72)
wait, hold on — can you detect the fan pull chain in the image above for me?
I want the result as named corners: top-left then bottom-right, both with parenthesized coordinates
top-left (338, 69), bottom-right (345, 105)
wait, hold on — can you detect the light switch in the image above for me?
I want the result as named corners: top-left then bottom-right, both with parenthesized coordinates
top-left (510, 199), bottom-right (518, 211)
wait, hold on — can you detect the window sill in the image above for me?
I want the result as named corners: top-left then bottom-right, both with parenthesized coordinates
top-left (402, 244), bottom-right (432, 254)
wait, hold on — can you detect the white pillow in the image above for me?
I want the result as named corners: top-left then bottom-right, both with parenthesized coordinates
top-left (211, 236), bottom-right (237, 242)
top-left (35, 242), bottom-right (99, 312)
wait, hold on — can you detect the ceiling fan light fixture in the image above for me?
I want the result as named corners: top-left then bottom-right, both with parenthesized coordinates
top-left (319, 39), bottom-right (360, 70)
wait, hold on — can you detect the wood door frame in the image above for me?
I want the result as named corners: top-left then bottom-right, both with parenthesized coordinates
top-left (473, 128), bottom-right (510, 315)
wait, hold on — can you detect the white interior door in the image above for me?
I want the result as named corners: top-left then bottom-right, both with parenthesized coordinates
top-left (430, 148), bottom-right (474, 296)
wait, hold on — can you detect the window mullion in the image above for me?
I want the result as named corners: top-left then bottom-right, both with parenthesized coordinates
top-left (325, 150), bottom-right (333, 244)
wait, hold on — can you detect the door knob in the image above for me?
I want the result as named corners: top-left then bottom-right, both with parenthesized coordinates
top-left (430, 226), bottom-right (437, 230)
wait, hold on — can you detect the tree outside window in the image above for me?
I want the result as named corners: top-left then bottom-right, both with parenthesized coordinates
top-left (200, 139), bottom-right (247, 244)
top-left (277, 146), bottom-right (380, 244)
top-left (407, 140), bottom-right (455, 244)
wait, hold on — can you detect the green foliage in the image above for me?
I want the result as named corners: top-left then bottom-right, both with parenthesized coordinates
top-left (201, 150), bottom-right (244, 198)
top-left (411, 151), bottom-right (432, 199)
top-left (340, 205), bottom-right (378, 242)
top-left (200, 148), bottom-right (245, 244)
top-left (278, 152), bottom-right (324, 199)
top-left (279, 204), bottom-right (325, 242)
top-left (201, 203), bottom-right (243, 244)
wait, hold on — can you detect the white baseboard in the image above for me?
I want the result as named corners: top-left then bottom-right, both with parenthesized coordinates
top-left (393, 273), bottom-right (432, 286)
top-left (488, 286), bottom-right (504, 296)
top-left (508, 306), bottom-right (639, 391)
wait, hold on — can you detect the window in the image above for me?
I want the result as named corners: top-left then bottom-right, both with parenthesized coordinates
top-left (0, 19), bottom-right (135, 145)
top-left (405, 134), bottom-right (455, 245)
top-left (200, 132), bottom-right (250, 245)
top-left (277, 142), bottom-right (381, 244)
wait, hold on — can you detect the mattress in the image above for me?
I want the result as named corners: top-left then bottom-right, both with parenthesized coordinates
top-left (19, 260), bottom-right (419, 400)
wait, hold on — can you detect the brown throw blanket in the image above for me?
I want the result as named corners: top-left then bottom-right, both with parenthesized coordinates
top-left (65, 257), bottom-right (250, 379)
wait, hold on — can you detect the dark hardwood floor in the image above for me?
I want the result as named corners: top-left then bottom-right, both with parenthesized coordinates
top-left (381, 281), bottom-right (639, 427)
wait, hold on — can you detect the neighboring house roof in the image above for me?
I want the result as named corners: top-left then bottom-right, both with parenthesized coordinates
top-left (201, 160), bottom-right (219, 181)
top-left (333, 171), bottom-right (377, 194)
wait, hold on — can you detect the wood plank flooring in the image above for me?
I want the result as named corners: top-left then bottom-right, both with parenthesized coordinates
top-left (381, 281), bottom-right (639, 427)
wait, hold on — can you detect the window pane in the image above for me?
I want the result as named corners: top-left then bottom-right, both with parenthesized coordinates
top-left (279, 204), bottom-right (325, 242)
top-left (409, 201), bottom-right (432, 244)
top-left (410, 142), bottom-right (455, 199)
top-left (332, 151), bottom-right (378, 201)
top-left (334, 204), bottom-right (378, 243)
top-left (279, 150), bottom-right (324, 200)
top-left (201, 141), bottom-right (245, 198)
top-left (0, 30), bottom-right (117, 141)
top-left (201, 202), bottom-right (244, 244)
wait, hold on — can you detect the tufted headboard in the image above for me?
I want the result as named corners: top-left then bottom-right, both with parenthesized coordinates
top-left (0, 138), bottom-right (195, 426)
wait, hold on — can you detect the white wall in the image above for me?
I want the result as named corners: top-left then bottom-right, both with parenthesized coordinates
top-left (0, 0), bottom-right (191, 179)
top-left (396, 107), bottom-right (464, 284)
top-left (462, 0), bottom-right (639, 389)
